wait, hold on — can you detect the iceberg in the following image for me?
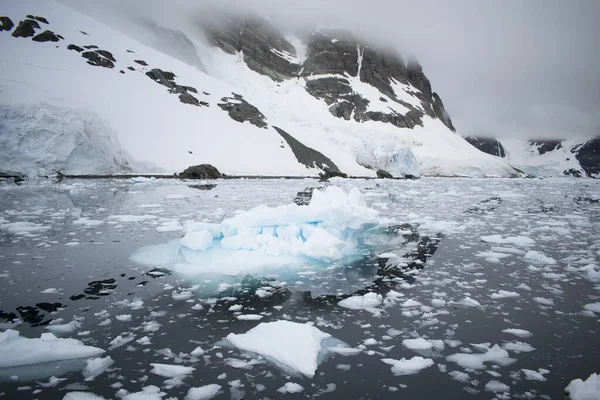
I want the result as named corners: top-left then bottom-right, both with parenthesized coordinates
top-left (0, 329), bottom-right (105, 369)
top-left (132, 186), bottom-right (379, 279)
top-left (223, 320), bottom-right (347, 377)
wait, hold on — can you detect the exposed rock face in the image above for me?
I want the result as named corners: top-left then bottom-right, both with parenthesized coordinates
top-left (273, 126), bottom-right (340, 172)
top-left (464, 137), bottom-right (506, 157)
top-left (11, 19), bottom-right (40, 38)
top-left (205, 19), bottom-right (456, 133)
top-left (205, 15), bottom-right (299, 81)
top-left (573, 138), bottom-right (600, 177)
top-left (179, 164), bottom-right (222, 179)
top-left (82, 50), bottom-right (115, 68)
top-left (0, 16), bottom-right (14, 32)
top-left (218, 94), bottom-right (267, 128)
top-left (319, 169), bottom-right (348, 181)
top-left (377, 169), bottom-right (393, 179)
top-left (530, 140), bottom-right (563, 155)
top-left (145, 68), bottom-right (207, 107)
top-left (32, 30), bottom-right (61, 42)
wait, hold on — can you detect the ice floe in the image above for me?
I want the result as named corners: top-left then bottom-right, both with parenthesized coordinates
top-left (565, 373), bottom-right (600, 400)
top-left (381, 356), bottom-right (434, 375)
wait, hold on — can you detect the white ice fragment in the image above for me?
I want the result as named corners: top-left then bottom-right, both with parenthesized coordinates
top-left (45, 320), bottom-right (81, 335)
top-left (82, 356), bottom-right (114, 381)
top-left (338, 293), bottom-right (382, 313)
top-left (502, 328), bottom-right (532, 338)
top-left (521, 368), bottom-right (549, 381)
top-left (381, 356), bottom-right (434, 375)
top-left (41, 288), bottom-right (60, 294)
top-left (122, 385), bottom-right (163, 400)
top-left (449, 370), bottom-right (470, 382)
top-left (181, 230), bottom-right (213, 251)
top-left (115, 314), bottom-right (132, 322)
top-left (501, 341), bottom-right (536, 353)
top-left (236, 314), bottom-right (263, 321)
top-left (326, 346), bottom-right (362, 356)
top-left (156, 220), bottom-right (183, 233)
top-left (533, 297), bottom-right (554, 306)
top-left (446, 344), bottom-right (516, 369)
top-left (185, 384), bottom-right (222, 400)
top-left (565, 373), bottom-right (600, 400)
top-left (485, 380), bottom-right (510, 393)
top-left (277, 382), bottom-right (304, 394)
top-left (402, 338), bottom-right (434, 350)
top-left (172, 291), bottom-right (193, 301)
top-left (523, 251), bottom-right (556, 264)
top-left (583, 303), bottom-right (600, 314)
top-left (63, 392), bottom-right (106, 400)
top-left (228, 305), bottom-right (243, 312)
top-left (225, 320), bottom-right (331, 377)
top-left (191, 346), bottom-right (205, 356)
top-left (150, 363), bottom-right (196, 378)
top-left (458, 297), bottom-right (482, 307)
top-left (0, 329), bottom-right (104, 368)
top-left (490, 290), bottom-right (520, 299)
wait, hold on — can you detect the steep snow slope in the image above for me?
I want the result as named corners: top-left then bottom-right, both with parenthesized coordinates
top-left (1, 0), bottom-right (519, 177)
top-left (501, 139), bottom-right (586, 177)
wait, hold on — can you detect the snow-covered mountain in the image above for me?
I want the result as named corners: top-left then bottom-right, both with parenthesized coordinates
top-left (464, 136), bottom-right (600, 178)
top-left (1, 0), bottom-right (521, 177)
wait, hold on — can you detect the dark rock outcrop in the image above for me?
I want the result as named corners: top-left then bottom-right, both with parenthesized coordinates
top-left (32, 30), bottom-right (61, 42)
top-left (205, 15), bottom-right (300, 81)
top-left (406, 58), bottom-right (432, 99)
top-left (179, 164), bottom-right (222, 179)
top-left (82, 50), bottom-right (115, 68)
top-left (145, 68), bottom-right (206, 107)
top-left (218, 94), bottom-right (267, 127)
top-left (530, 140), bottom-right (562, 155)
top-left (11, 19), bottom-right (40, 38)
top-left (134, 59), bottom-right (148, 66)
top-left (573, 138), bottom-right (600, 177)
top-left (377, 169), bottom-right (393, 179)
top-left (302, 30), bottom-right (359, 77)
top-left (319, 169), bottom-right (348, 181)
top-left (0, 16), bottom-right (14, 31)
top-left (26, 15), bottom-right (48, 24)
top-left (273, 126), bottom-right (340, 172)
top-left (464, 136), bottom-right (506, 157)
top-left (67, 44), bottom-right (83, 52)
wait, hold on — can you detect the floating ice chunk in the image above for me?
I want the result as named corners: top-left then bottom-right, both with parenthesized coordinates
top-left (521, 368), bottom-right (549, 381)
top-left (401, 299), bottom-right (422, 308)
top-left (228, 305), bottom-right (243, 312)
top-left (0, 221), bottom-right (50, 235)
top-left (446, 344), bottom-right (516, 369)
top-left (115, 314), bottom-right (132, 322)
top-left (122, 385), bottom-right (163, 400)
top-left (277, 382), bottom-right (304, 394)
top-left (481, 235), bottom-right (535, 246)
top-left (490, 290), bottom-right (520, 299)
top-left (523, 251), bottom-right (556, 264)
top-left (41, 288), bottom-right (60, 294)
top-left (363, 338), bottom-right (377, 346)
top-left (181, 231), bottom-right (213, 252)
top-left (185, 384), bottom-right (222, 400)
top-left (236, 314), bottom-right (263, 321)
top-left (565, 373), bottom-right (600, 400)
top-left (448, 370), bottom-right (470, 382)
top-left (150, 363), bottom-right (195, 378)
top-left (584, 303), bottom-right (600, 314)
top-left (338, 293), bottom-right (382, 314)
top-left (82, 356), bottom-right (114, 381)
top-left (190, 346), bottom-right (205, 357)
top-left (225, 320), bottom-right (332, 377)
top-left (501, 341), bottom-right (536, 353)
top-left (402, 338), bottom-right (434, 350)
top-left (381, 356), bottom-right (434, 375)
top-left (533, 297), bottom-right (554, 306)
top-left (485, 380), bottom-right (510, 392)
top-left (502, 328), bottom-right (532, 338)
top-left (0, 330), bottom-right (104, 368)
top-left (457, 297), bottom-right (482, 307)
top-left (64, 392), bottom-right (106, 400)
top-left (108, 333), bottom-right (135, 350)
top-left (172, 291), bottom-right (193, 301)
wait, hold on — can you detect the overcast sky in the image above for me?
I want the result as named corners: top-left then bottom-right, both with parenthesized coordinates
top-left (63, 0), bottom-right (600, 139)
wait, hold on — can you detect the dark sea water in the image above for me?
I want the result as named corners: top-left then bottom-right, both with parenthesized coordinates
top-left (0, 177), bottom-right (598, 399)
